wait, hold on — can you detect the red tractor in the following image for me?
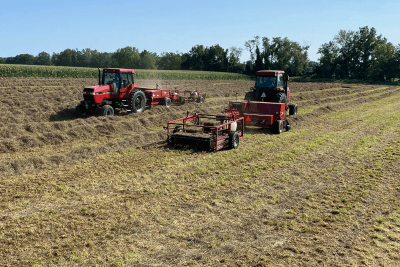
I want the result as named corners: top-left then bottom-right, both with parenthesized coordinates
top-left (229, 70), bottom-right (297, 134)
top-left (76, 68), bottom-right (205, 116)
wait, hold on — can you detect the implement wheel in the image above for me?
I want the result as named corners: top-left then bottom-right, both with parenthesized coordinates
top-left (273, 120), bottom-right (284, 134)
top-left (128, 90), bottom-right (146, 113)
top-left (289, 103), bottom-right (298, 115)
top-left (229, 131), bottom-right (240, 149)
top-left (162, 97), bottom-right (172, 107)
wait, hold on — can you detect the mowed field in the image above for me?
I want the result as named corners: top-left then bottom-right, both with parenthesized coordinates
top-left (0, 77), bottom-right (400, 266)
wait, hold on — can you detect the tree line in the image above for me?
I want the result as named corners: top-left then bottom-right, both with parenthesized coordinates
top-left (316, 26), bottom-right (400, 82)
top-left (1, 26), bottom-right (399, 81)
top-left (0, 45), bottom-right (246, 74)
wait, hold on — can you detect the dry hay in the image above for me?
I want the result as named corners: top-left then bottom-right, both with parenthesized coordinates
top-left (0, 77), bottom-right (399, 266)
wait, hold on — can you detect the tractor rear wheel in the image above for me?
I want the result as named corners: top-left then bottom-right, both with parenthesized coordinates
top-left (197, 96), bottom-right (205, 103)
top-left (244, 91), bottom-right (254, 101)
top-left (128, 90), bottom-right (146, 113)
top-left (229, 131), bottom-right (240, 149)
top-left (273, 92), bottom-right (287, 109)
top-left (99, 105), bottom-right (114, 116)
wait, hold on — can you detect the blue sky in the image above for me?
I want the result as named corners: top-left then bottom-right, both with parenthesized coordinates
top-left (1, 0), bottom-right (399, 63)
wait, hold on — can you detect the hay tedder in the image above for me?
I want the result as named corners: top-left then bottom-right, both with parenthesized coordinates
top-left (166, 108), bottom-right (244, 151)
top-left (76, 68), bottom-right (205, 117)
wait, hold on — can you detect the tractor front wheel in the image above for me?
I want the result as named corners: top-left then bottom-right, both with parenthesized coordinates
top-left (197, 96), bottom-right (205, 103)
top-left (229, 131), bottom-right (240, 149)
top-left (128, 90), bottom-right (146, 113)
top-left (100, 105), bottom-right (114, 116)
top-left (76, 104), bottom-right (92, 117)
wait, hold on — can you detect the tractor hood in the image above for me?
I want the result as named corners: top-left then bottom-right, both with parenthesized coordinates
top-left (83, 85), bottom-right (113, 95)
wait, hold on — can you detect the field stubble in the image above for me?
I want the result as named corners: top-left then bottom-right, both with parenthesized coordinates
top-left (0, 77), bottom-right (400, 266)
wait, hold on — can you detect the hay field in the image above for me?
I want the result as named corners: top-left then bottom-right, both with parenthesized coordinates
top-left (0, 77), bottom-right (400, 266)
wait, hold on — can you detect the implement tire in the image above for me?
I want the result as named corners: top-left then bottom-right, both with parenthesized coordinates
top-left (128, 90), bottom-right (146, 113)
top-left (289, 103), bottom-right (298, 115)
top-left (272, 120), bottom-right (284, 134)
top-left (229, 131), bottom-right (240, 149)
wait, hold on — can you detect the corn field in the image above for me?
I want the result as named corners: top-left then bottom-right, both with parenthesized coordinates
top-left (0, 64), bottom-right (252, 80)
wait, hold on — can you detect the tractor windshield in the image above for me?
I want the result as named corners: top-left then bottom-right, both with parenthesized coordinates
top-left (103, 72), bottom-right (120, 88)
top-left (256, 76), bottom-right (277, 87)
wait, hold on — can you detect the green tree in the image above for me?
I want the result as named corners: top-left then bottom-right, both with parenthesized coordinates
top-left (204, 44), bottom-right (228, 72)
top-left (227, 46), bottom-right (244, 73)
top-left (35, 51), bottom-right (51, 65)
top-left (317, 41), bottom-right (338, 78)
top-left (139, 50), bottom-right (158, 69)
top-left (188, 45), bottom-right (206, 70)
top-left (254, 46), bottom-right (263, 72)
top-left (55, 49), bottom-right (78, 66)
top-left (112, 46), bottom-right (140, 68)
top-left (157, 52), bottom-right (182, 70)
top-left (90, 50), bottom-right (112, 68)
top-left (8, 54), bottom-right (35, 65)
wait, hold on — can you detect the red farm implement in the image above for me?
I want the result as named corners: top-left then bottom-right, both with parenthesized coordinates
top-left (167, 109), bottom-right (244, 151)
top-left (174, 89), bottom-right (206, 104)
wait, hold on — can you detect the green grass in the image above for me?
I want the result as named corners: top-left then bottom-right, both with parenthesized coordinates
top-left (0, 64), bottom-right (252, 80)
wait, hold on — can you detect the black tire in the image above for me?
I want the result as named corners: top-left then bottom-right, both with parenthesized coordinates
top-left (273, 92), bottom-right (287, 103)
top-left (244, 91), bottom-right (254, 101)
top-left (162, 97), bottom-right (172, 107)
top-left (273, 92), bottom-right (287, 110)
top-left (100, 105), bottom-right (114, 116)
top-left (229, 131), bottom-right (240, 149)
top-left (273, 120), bottom-right (284, 134)
top-left (76, 103), bottom-right (93, 117)
top-left (75, 104), bottom-right (86, 117)
top-left (197, 96), bottom-right (205, 103)
top-left (128, 90), bottom-right (146, 113)
top-left (289, 104), bottom-right (298, 115)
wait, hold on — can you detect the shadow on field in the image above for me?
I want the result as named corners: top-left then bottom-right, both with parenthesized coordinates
top-left (49, 108), bottom-right (79, 122)
top-left (49, 107), bottom-right (130, 122)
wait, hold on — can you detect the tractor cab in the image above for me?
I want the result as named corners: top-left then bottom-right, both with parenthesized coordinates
top-left (101, 69), bottom-right (134, 91)
top-left (245, 70), bottom-right (289, 102)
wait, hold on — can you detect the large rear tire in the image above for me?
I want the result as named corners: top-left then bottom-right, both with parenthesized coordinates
top-left (244, 91), bottom-right (254, 101)
top-left (128, 90), bottom-right (146, 113)
top-left (273, 92), bottom-right (287, 109)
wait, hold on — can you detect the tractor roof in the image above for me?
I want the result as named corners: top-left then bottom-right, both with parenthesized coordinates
top-left (103, 68), bottom-right (135, 73)
top-left (256, 70), bottom-right (285, 77)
